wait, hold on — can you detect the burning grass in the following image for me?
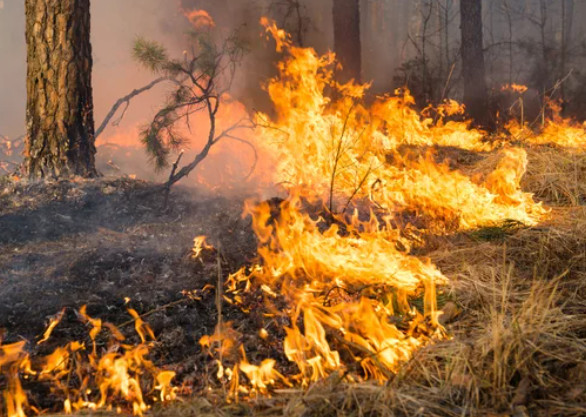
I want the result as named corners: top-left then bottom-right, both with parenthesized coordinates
top-left (2, 19), bottom-right (586, 417)
top-left (153, 208), bottom-right (586, 417)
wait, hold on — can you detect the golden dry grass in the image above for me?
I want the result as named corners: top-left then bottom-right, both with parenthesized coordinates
top-left (522, 147), bottom-right (586, 206)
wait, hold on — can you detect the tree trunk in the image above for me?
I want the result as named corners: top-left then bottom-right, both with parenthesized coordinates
top-left (25, 0), bottom-right (97, 178)
top-left (333, 0), bottom-right (361, 83)
top-left (460, 0), bottom-right (490, 127)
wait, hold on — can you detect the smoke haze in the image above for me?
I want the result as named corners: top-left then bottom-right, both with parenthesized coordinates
top-left (0, 1), bottom-right (418, 141)
top-left (0, 1), bottom-right (191, 141)
top-left (3, 0), bottom-right (586, 181)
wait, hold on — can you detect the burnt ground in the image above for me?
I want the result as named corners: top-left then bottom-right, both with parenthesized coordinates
top-left (0, 176), bottom-right (275, 389)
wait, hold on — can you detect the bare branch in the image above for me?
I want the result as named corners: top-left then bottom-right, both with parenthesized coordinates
top-left (162, 150), bottom-right (184, 210)
top-left (96, 77), bottom-right (170, 138)
top-left (224, 134), bottom-right (258, 180)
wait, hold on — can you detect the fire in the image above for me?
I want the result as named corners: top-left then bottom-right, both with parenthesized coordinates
top-left (506, 99), bottom-right (586, 149)
top-left (192, 235), bottom-right (213, 259)
top-left (256, 20), bottom-right (546, 230)
top-left (37, 309), bottom-right (65, 345)
top-left (225, 191), bottom-right (445, 385)
top-left (182, 8), bottom-right (215, 30)
top-left (0, 307), bottom-right (176, 416)
top-left (0, 341), bottom-right (29, 417)
top-left (195, 20), bottom-right (552, 395)
top-left (502, 83), bottom-right (529, 94)
top-left (4, 14), bottom-right (582, 414)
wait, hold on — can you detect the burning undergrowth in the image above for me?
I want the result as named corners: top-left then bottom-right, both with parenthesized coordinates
top-left (1, 19), bottom-right (586, 417)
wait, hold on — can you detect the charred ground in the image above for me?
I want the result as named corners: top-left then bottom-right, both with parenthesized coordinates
top-left (0, 178), bottom-right (264, 387)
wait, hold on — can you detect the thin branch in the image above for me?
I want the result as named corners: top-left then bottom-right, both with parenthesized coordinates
top-left (165, 119), bottom-right (253, 189)
top-left (329, 103), bottom-right (356, 213)
top-left (96, 77), bottom-right (169, 138)
top-left (224, 134), bottom-right (258, 180)
top-left (162, 150), bottom-right (184, 210)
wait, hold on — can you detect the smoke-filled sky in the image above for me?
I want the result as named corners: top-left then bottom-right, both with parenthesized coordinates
top-left (4, 0), bottom-right (581, 142)
top-left (0, 0), bottom-right (416, 141)
top-left (0, 0), bottom-right (192, 139)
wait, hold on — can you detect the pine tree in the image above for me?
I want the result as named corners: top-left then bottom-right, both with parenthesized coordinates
top-left (25, 0), bottom-right (97, 178)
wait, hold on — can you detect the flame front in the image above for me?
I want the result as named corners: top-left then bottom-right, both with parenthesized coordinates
top-left (256, 21), bottom-right (546, 231)
top-left (197, 20), bottom-right (552, 394)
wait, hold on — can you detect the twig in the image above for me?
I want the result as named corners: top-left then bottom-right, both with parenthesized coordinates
top-left (162, 150), bottom-right (184, 211)
top-left (215, 249), bottom-right (225, 393)
top-left (439, 62), bottom-right (456, 104)
top-left (224, 134), bottom-right (258, 180)
top-left (341, 163), bottom-right (374, 214)
top-left (329, 103), bottom-right (355, 213)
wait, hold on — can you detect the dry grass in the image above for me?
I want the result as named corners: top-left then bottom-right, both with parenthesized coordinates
top-left (522, 147), bottom-right (586, 206)
top-left (144, 210), bottom-right (586, 417)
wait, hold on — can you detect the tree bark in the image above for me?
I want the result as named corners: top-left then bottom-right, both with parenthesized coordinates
top-left (460, 0), bottom-right (490, 127)
top-left (25, 0), bottom-right (97, 178)
top-left (333, 0), bottom-right (361, 83)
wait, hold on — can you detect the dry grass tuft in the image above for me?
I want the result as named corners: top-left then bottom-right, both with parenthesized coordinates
top-left (522, 147), bottom-right (586, 206)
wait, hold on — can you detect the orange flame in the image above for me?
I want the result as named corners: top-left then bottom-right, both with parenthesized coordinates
top-left (183, 8), bottom-right (215, 29)
top-left (1, 306), bottom-right (176, 416)
top-left (197, 20), bottom-right (551, 395)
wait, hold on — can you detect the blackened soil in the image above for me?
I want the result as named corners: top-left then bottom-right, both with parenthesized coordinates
top-left (0, 176), bottom-right (262, 380)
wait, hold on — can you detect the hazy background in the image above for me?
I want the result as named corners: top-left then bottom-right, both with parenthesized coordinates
top-left (0, 0), bottom-right (193, 141)
top-left (0, 0), bottom-right (419, 143)
top-left (2, 1), bottom-right (586, 159)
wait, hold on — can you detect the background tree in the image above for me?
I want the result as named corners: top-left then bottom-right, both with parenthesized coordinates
top-left (269, 0), bottom-right (310, 47)
top-left (460, 0), bottom-right (490, 127)
top-left (333, 0), bottom-right (361, 83)
top-left (25, 0), bottom-right (97, 178)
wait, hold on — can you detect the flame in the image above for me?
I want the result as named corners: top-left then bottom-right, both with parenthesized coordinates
top-left (196, 20), bottom-right (552, 396)
top-left (238, 353), bottom-right (289, 396)
top-left (1, 307), bottom-right (176, 416)
top-left (237, 191), bottom-right (445, 383)
top-left (526, 118), bottom-right (586, 148)
top-left (200, 321), bottom-right (241, 360)
top-left (256, 19), bottom-right (546, 230)
top-left (502, 83), bottom-right (528, 94)
top-left (0, 341), bottom-right (29, 417)
top-left (37, 308), bottom-right (66, 345)
top-left (192, 235), bottom-right (213, 259)
top-left (5, 17), bottom-right (584, 412)
top-left (182, 8), bottom-right (215, 29)
top-left (506, 99), bottom-right (586, 149)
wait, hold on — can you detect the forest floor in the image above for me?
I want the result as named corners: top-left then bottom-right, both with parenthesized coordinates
top-left (0, 145), bottom-right (585, 417)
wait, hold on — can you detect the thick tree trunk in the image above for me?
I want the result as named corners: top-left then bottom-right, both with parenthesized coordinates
top-left (333, 0), bottom-right (361, 83)
top-left (25, 0), bottom-right (97, 178)
top-left (460, 0), bottom-right (490, 127)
